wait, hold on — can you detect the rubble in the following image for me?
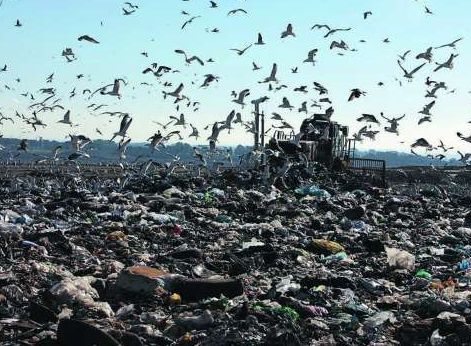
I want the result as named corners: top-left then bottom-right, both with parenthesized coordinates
top-left (0, 166), bottom-right (471, 344)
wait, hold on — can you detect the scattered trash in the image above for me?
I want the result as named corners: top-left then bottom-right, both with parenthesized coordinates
top-left (1, 169), bottom-right (471, 344)
top-left (416, 269), bottom-right (432, 280)
top-left (294, 185), bottom-right (331, 198)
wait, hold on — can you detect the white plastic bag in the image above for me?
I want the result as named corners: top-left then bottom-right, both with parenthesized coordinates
top-left (385, 247), bottom-right (415, 270)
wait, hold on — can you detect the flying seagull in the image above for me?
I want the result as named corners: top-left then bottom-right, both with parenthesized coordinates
top-left (397, 60), bottom-right (426, 79)
top-left (200, 74), bottom-right (219, 88)
top-left (163, 83), bottom-right (185, 100)
top-left (434, 54), bottom-right (458, 72)
top-left (78, 35), bottom-right (100, 44)
top-left (255, 33), bottom-right (265, 45)
top-left (260, 63), bottom-right (278, 83)
top-left (189, 124), bottom-right (200, 139)
top-left (122, 8), bottom-right (135, 15)
top-left (181, 16), bottom-right (201, 30)
top-left (232, 89), bottom-right (250, 107)
top-left (357, 114), bottom-right (379, 124)
top-left (324, 27), bottom-right (351, 38)
top-left (419, 101), bottom-right (435, 116)
top-left (124, 2), bottom-right (139, 9)
top-left (279, 97), bottom-right (294, 109)
top-left (382, 113), bottom-right (405, 135)
top-left (169, 113), bottom-right (186, 127)
top-left (398, 50), bottom-right (411, 61)
top-left (175, 49), bottom-right (204, 65)
top-left (281, 24), bottom-right (295, 38)
top-left (118, 138), bottom-right (131, 160)
top-left (457, 132), bottom-right (471, 144)
top-left (330, 40), bottom-right (349, 50)
top-left (230, 44), bottom-right (252, 56)
top-left (58, 110), bottom-right (73, 125)
top-left (348, 88), bottom-right (366, 101)
top-left (97, 79), bottom-right (125, 98)
top-left (411, 138), bottom-right (432, 148)
top-left (416, 47), bottom-right (433, 63)
top-left (303, 49), bottom-right (318, 65)
top-left (435, 38), bottom-right (463, 49)
top-left (111, 114), bottom-right (133, 141)
top-left (252, 62), bottom-right (261, 71)
top-left (227, 9), bottom-right (247, 16)
top-left (438, 140), bottom-right (453, 152)
top-left (418, 116), bottom-right (432, 125)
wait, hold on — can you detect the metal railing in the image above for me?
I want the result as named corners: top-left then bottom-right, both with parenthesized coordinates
top-left (273, 130), bottom-right (296, 141)
top-left (348, 158), bottom-right (386, 186)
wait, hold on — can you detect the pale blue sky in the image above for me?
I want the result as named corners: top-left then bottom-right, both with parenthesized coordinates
top-left (0, 0), bottom-right (470, 153)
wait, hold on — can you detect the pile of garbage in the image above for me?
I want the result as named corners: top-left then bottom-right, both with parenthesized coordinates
top-left (1, 168), bottom-right (471, 345)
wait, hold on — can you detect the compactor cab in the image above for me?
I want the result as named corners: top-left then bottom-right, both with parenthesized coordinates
top-left (270, 115), bottom-right (351, 169)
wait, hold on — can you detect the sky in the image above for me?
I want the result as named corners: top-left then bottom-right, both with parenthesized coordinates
top-left (0, 0), bottom-right (470, 155)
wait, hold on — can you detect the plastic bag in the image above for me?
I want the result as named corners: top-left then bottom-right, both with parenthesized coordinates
top-left (294, 185), bottom-right (331, 198)
top-left (385, 247), bottom-right (415, 270)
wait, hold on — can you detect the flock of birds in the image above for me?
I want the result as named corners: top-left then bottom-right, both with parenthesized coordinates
top-left (0, 0), bottom-right (470, 168)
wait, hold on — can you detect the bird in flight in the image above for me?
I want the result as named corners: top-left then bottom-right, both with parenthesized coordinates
top-left (189, 124), bottom-right (200, 139)
top-left (169, 114), bottom-right (186, 127)
top-left (255, 33), bottom-right (265, 45)
top-left (78, 35), bottom-right (100, 44)
top-left (325, 27), bottom-right (351, 38)
top-left (434, 54), bottom-right (459, 72)
top-left (457, 132), bottom-right (471, 144)
top-left (418, 101), bottom-right (435, 116)
top-left (330, 40), bottom-right (349, 50)
top-left (124, 2), bottom-right (138, 9)
top-left (122, 8), bottom-right (136, 16)
top-left (435, 38), bottom-right (463, 49)
top-left (397, 60), bottom-right (426, 79)
top-left (398, 50), bottom-right (411, 61)
top-left (281, 24), bottom-right (295, 38)
top-left (227, 9), bottom-right (247, 16)
top-left (252, 62), bottom-right (261, 71)
top-left (348, 88), bottom-right (366, 101)
top-left (94, 79), bottom-right (126, 99)
top-left (418, 116), bottom-right (431, 125)
top-left (382, 113), bottom-right (405, 135)
top-left (303, 49), bottom-right (318, 65)
top-left (175, 50), bottom-right (205, 65)
top-left (58, 110), bottom-right (73, 125)
top-left (200, 74), bottom-right (219, 88)
top-left (279, 97), bottom-right (294, 110)
top-left (163, 83), bottom-right (185, 100)
top-left (230, 44), bottom-right (252, 56)
top-left (118, 138), bottom-right (132, 160)
top-left (181, 16), bottom-right (201, 30)
top-left (411, 138), bottom-right (432, 148)
top-left (232, 89), bottom-right (250, 107)
top-left (416, 47), bottom-right (433, 63)
top-left (357, 114), bottom-right (380, 124)
top-left (260, 63), bottom-right (278, 83)
top-left (111, 114), bottom-right (133, 141)
top-left (438, 140), bottom-right (453, 152)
